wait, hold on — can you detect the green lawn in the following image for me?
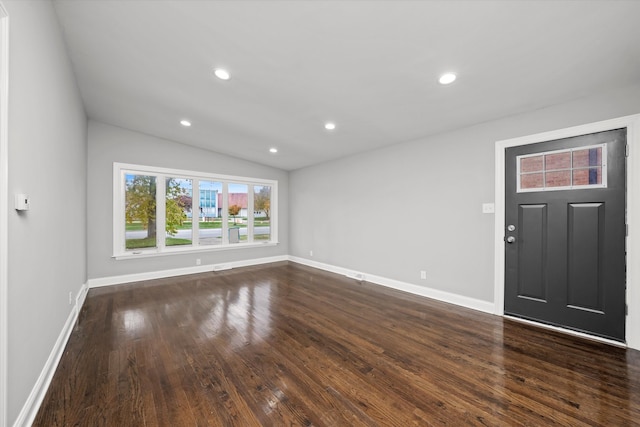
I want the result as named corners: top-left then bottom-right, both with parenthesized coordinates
top-left (126, 219), bottom-right (270, 232)
top-left (125, 222), bottom-right (146, 231)
top-left (126, 237), bottom-right (192, 249)
top-left (185, 221), bottom-right (221, 229)
top-left (127, 233), bottom-right (269, 249)
top-left (166, 238), bottom-right (193, 246)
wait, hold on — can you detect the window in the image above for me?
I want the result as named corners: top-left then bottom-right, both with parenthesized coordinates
top-left (517, 144), bottom-right (606, 192)
top-left (114, 163), bottom-right (278, 258)
top-left (228, 183), bottom-right (248, 243)
top-left (254, 185), bottom-right (272, 242)
top-left (166, 177), bottom-right (192, 247)
top-left (198, 180), bottom-right (223, 246)
top-left (124, 174), bottom-right (157, 250)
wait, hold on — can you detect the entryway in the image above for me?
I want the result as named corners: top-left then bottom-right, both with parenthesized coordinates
top-left (494, 114), bottom-right (640, 349)
top-left (504, 129), bottom-right (626, 341)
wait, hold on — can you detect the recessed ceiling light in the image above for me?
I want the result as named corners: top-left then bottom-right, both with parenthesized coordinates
top-left (438, 72), bottom-right (457, 85)
top-left (324, 122), bottom-right (336, 130)
top-left (180, 119), bottom-right (192, 127)
top-left (214, 68), bottom-right (231, 80)
top-left (269, 148), bottom-right (278, 153)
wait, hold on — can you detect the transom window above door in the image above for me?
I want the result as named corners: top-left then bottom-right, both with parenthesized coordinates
top-left (517, 144), bottom-right (607, 192)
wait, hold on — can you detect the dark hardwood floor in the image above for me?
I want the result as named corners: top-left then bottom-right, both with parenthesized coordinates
top-left (34, 262), bottom-right (640, 426)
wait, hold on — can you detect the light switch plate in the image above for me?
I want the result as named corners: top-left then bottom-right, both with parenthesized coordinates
top-left (482, 203), bottom-right (495, 214)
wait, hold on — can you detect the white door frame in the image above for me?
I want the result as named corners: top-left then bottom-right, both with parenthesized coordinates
top-left (0, 2), bottom-right (7, 426)
top-left (494, 114), bottom-right (640, 350)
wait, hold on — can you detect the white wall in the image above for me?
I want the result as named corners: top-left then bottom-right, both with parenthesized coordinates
top-left (87, 121), bottom-right (289, 281)
top-left (290, 83), bottom-right (640, 303)
top-left (4, 0), bottom-right (87, 424)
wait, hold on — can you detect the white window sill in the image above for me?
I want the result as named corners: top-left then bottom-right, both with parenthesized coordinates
top-left (113, 241), bottom-right (279, 260)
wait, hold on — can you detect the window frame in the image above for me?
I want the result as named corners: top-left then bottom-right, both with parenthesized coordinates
top-left (113, 162), bottom-right (278, 259)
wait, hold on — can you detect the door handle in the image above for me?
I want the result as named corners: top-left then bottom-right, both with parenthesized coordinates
top-left (506, 236), bottom-right (516, 244)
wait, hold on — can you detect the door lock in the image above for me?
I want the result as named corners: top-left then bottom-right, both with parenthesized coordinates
top-left (507, 225), bottom-right (516, 232)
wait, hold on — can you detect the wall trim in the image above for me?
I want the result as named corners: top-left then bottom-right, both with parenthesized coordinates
top-left (0, 3), bottom-right (8, 426)
top-left (12, 283), bottom-right (86, 427)
top-left (288, 256), bottom-right (495, 314)
top-left (494, 113), bottom-right (640, 351)
top-left (75, 283), bottom-right (88, 312)
top-left (89, 254), bottom-right (494, 313)
top-left (87, 255), bottom-right (289, 288)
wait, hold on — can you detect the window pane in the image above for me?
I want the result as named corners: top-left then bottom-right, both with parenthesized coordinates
top-left (254, 185), bottom-right (271, 241)
top-left (125, 174), bottom-right (157, 250)
top-left (166, 178), bottom-right (192, 247)
top-left (545, 170), bottom-right (571, 188)
top-left (517, 144), bottom-right (606, 192)
top-left (573, 147), bottom-right (602, 168)
top-left (228, 183), bottom-right (248, 243)
top-left (199, 180), bottom-right (222, 246)
top-left (520, 173), bottom-right (544, 189)
top-left (544, 152), bottom-right (571, 170)
top-left (520, 156), bottom-right (543, 173)
top-left (573, 167), bottom-right (602, 186)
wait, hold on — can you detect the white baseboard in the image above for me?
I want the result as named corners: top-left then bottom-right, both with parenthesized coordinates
top-left (87, 255), bottom-right (289, 288)
top-left (88, 255), bottom-right (493, 315)
top-left (287, 256), bottom-right (495, 314)
top-left (13, 282), bottom-right (87, 427)
top-left (75, 283), bottom-right (88, 310)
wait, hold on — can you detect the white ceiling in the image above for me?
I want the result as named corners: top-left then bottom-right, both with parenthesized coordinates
top-left (52, 0), bottom-right (640, 171)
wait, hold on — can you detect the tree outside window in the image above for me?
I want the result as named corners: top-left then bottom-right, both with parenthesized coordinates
top-left (125, 174), bottom-right (157, 249)
top-left (125, 175), bottom-right (192, 249)
top-left (228, 204), bottom-right (241, 224)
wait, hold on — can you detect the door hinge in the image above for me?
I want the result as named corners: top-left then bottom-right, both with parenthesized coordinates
top-left (626, 304), bottom-right (629, 316)
top-left (626, 144), bottom-right (630, 157)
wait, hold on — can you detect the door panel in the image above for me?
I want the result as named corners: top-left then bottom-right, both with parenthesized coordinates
top-left (567, 203), bottom-right (604, 312)
top-left (518, 204), bottom-right (547, 301)
top-left (505, 128), bottom-right (626, 341)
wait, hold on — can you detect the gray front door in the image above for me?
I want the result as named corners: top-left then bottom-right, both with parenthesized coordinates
top-left (505, 128), bottom-right (627, 341)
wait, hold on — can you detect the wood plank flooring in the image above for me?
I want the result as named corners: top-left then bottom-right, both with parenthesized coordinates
top-left (34, 262), bottom-right (640, 426)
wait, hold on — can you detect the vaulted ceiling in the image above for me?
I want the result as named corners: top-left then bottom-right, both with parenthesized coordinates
top-left (53, 0), bottom-right (640, 170)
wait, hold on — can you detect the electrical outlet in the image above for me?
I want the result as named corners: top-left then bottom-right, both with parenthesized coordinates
top-left (196, 258), bottom-right (201, 266)
top-left (309, 250), bottom-right (313, 257)
top-left (69, 291), bottom-right (73, 304)
top-left (420, 271), bottom-right (427, 280)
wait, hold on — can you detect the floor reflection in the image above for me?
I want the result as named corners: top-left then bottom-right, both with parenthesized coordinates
top-left (121, 308), bottom-right (148, 336)
top-left (112, 278), bottom-right (273, 352)
top-left (199, 281), bottom-right (273, 350)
